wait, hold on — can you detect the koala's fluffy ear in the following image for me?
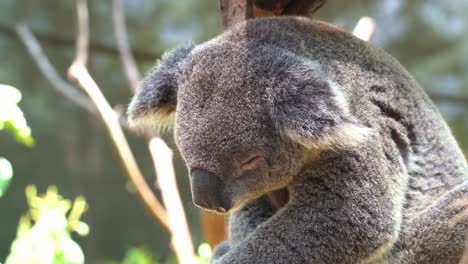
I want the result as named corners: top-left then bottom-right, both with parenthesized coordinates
top-left (270, 60), bottom-right (371, 150)
top-left (127, 44), bottom-right (194, 128)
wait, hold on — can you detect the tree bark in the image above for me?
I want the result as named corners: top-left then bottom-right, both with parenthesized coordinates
top-left (219, 0), bottom-right (326, 29)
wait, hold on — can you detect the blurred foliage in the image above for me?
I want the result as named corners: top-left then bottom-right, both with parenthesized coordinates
top-left (0, 157), bottom-right (13, 198)
top-left (0, 0), bottom-right (467, 262)
top-left (106, 246), bottom-right (157, 264)
top-left (106, 243), bottom-right (212, 264)
top-left (195, 243), bottom-right (212, 264)
top-left (0, 84), bottom-right (35, 147)
top-left (5, 185), bottom-right (88, 264)
top-left (0, 84), bottom-right (34, 197)
top-left (0, 85), bottom-right (88, 264)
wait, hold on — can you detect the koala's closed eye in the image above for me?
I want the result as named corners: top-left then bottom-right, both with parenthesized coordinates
top-left (238, 154), bottom-right (263, 172)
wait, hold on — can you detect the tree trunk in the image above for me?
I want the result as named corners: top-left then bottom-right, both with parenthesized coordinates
top-left (219, 0), bottom-right (326, 29)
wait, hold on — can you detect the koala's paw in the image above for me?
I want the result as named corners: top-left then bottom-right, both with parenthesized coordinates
top-left (211, 241), bottom-right (230, 262)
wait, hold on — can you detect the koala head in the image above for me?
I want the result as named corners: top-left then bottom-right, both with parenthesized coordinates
top-left (128, 38), bottom-right (369, 213)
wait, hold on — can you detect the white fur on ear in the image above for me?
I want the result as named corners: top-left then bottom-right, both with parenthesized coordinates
top-left (285, 122), bottom-right (373, 150)
top-left (268, 53), bottom-right (374, 151)
top-left (127, 105), bottom-right (176, 133)
top-left (126, 44), bottom-right (195, 132)
top-left (280, 78), bottom-right (373, 150)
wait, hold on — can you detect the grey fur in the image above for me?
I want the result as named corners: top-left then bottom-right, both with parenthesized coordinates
top-left (128, 44), bottom-right (194, 127)
top-left (128, 17), bottom-right (468, 263)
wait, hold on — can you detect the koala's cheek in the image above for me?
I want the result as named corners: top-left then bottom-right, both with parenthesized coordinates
top-left (228, 175), bottom-right (272, 209)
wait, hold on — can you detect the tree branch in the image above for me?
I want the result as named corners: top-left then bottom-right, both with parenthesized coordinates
top-left (15, 23), bottom-right (94, 113)
top-left (0, 23), bottom-right (160, 62)
top-left (352, 16), bottom-right (376, 42)
top-left (112, 0), bottom-right (195, 262)
top-left (112, 0), bottom-right (141, 93)
top-left (68, 63), bottom-right (169, 231)
top-left (148, 138), bottom-right (195, 263)
top-left (67, 0), bottom-right (170, 230)
top-left (74, 0), bottom-right (90, 65)
top-left (16, 23), bottom-right (141, 129)
top-left (17, 18), bottom-right (170, 232)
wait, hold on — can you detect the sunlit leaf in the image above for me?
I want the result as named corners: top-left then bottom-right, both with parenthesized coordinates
top-left (74, 221), bottom-right (90, 236)
top-left (0, 84), bottom-right (35, 147)
top-left (122, 247), bottom-right (155, 264)
top-left (197, 243), bottom-right (212, 259)
top-left (60, 237), bottom-right (85, 264)
top-left (0, 157), bottom-right (13, 197)
top-left (0, 84), bottom-right (22, 104)
top-left (5, 185), bottom-right (88, 264)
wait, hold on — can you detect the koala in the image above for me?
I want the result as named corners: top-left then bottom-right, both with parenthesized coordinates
top-left (128, 17), bottom-right (468, 263)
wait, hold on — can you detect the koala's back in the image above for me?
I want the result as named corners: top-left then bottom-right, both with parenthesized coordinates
top-left (219, 17), bottom-right (468, 219)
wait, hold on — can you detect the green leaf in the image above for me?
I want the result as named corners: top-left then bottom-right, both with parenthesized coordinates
top-left (0, 84), bottom-right (35, 147)
top-left (0, 157), bottom-right (13, 197)
top-left (197, 243), bottom-right (212, 259)
top-left (6, 186), bottom-right (89, 264)
top-left (0, 84), bottom-right (22, 104)
top-left (123, 247), bottom-right (155, 264)
top-left (59, 237), bottom-right (85, 264)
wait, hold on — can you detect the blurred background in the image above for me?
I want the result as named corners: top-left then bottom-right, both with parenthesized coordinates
top-left (0, 0), bottom-right (467, 263)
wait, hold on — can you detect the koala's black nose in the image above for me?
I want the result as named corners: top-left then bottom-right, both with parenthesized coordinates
top-left (190, 169), bottom-right (231, 213)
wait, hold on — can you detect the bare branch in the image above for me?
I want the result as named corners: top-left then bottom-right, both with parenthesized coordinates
top-left (0, 23), bottom-right (160, 62)
top-left (112, 1), bottom-right (195, 261)
top-left (15, 23), bottom-right (94, 113)
top-left (352, 16), bottom-right (376, 42)
top-left (69, 63), bottom-right (170, 230)
top-left (148, 138), bottom-right (195, 263)
top-left (18, 20), bottom-right (168, 229)
top-left (17, 23), bottom-right (139, 129)
top-left (112, 0), bottom-right (141, 92)
top-left (67, 0), bottom-right (170, 230)
top-left (74, 0), bottom-right (90, 65)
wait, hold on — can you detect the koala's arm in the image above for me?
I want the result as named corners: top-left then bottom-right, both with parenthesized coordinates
top-left (212, 140), bottom-right (405, 264)
top-left (211, 196), bottom-right (277, 261)
top-left (229, 196), bottom-right (277, 245)
top-left (387, 180), bottom-right (468, 264)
